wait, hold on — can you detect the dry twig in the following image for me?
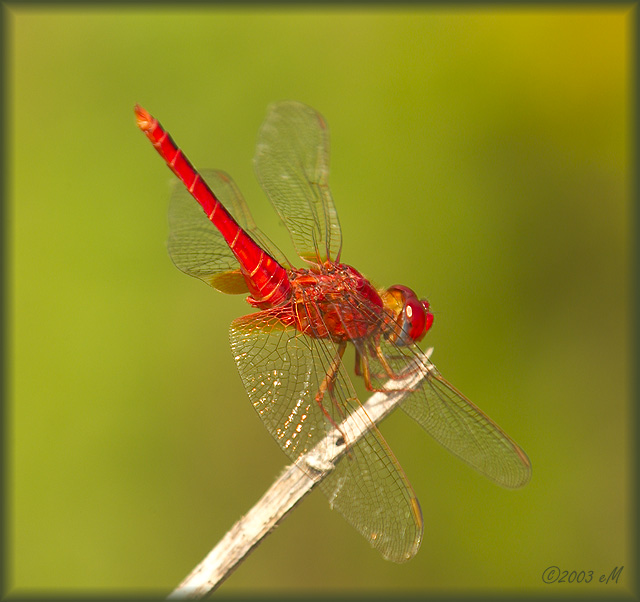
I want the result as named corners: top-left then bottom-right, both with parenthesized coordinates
top-left (168, 350), bottom-right (434, 599)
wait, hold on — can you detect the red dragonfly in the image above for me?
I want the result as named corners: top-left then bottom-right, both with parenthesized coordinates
top-left (135, 101), bottom-right (531, 563)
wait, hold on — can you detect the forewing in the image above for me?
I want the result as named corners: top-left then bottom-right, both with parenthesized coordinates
top-left (363, 337), bottom-right (532, 489)
top-left (254, 101), bottom-right (342, 265)
top-left (229, 309), bottom-right (422, 562)
top-left (167, 169), bottom-right (288, 293)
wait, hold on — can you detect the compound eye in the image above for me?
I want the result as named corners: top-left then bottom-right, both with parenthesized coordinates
top-left (399, 298), bottom-right (428, 345)
top-left (421, 300), bottom-right (434, 334)
top-left (384, 285), bottom-right (434, 346)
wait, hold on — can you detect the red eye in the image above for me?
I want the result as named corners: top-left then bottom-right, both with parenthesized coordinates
top-left (422, 300), bottom-right (434, 335)
top-left (404, 299), bottom-right (425, 342)
top-left (400, 298), bottom-right (427, 344)
top-left (386, 285), bottom-right (434, 346)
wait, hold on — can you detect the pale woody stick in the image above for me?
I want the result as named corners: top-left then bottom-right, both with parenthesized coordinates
top-left (168, 350), bottom-right (434, 599)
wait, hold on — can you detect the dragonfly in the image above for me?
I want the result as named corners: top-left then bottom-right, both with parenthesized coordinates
top-left (135, 101), bottom-right (531, 563)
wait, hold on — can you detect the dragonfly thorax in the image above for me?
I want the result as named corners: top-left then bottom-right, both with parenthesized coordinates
top-left (380, 285), bottom-right (434, 346)
top-left (289, 263), bottom-right (383, 342)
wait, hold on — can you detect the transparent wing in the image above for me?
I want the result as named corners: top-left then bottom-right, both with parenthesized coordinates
top-left (229, 308), bottom-right (422, 562)
top-left (168, 169), bottom-right (289, 293)
top-left (254, 101), bottom-right (342, 265)
top-left (361, 336), bottom-right (532, 489)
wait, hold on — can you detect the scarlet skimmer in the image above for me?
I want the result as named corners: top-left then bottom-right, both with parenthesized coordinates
top-left (135, 101), bottom-right (531, 563)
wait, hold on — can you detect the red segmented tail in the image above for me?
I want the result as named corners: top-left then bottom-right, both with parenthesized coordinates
top-left (135, 105), bottom-right (291, 307)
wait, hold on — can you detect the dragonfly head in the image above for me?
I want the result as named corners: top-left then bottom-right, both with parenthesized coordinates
top-left (381, 284), bottom-right (434, 346)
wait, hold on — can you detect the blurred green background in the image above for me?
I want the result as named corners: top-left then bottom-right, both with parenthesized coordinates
top-left (8, 5), bottom-right (632, 598)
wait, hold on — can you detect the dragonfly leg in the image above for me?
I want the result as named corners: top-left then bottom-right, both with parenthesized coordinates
top-left (354, 349), bottom-right (361, 376)
top-left (374, 341), bottom-right (427, 383)
top-left (373, 341), bottom-right (401, 379)
top-left (358, 340), bottom-right (425, 391)
top-left (315, 341), bottom-right (354, 454)
top-left (357, 348), bottom-right (392, 392)
top-left (315, 340), bottom-right (347, 422)
top-left (355, 340), bottom-right (391, 382)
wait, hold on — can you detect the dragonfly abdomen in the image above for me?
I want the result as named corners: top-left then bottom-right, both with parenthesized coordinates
top-left (135, 105), bottom-right (291, 307)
